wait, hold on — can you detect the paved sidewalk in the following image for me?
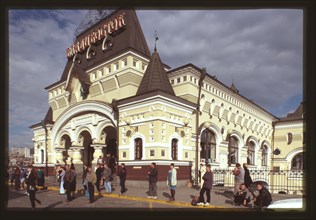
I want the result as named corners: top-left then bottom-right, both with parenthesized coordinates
top-left (44, 176), bottom-right (302, 209)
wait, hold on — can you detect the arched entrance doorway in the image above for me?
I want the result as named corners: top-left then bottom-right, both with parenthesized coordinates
top-left (79, 131), bottom-right (94, 166)
top-left (102, 126), bottom-right (117, 157)
top-left (60, 134), bottom-right (71, 164)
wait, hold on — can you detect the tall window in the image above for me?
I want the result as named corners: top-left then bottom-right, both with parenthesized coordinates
top-left (228, 136), bottom-right (238, 165)
top-left (41, 149), bottom-right (44, 164)
top-left (200, 129), bottom-right (216, 163)
top-left (247, 141), bottom-right (255, 165)
top-left (261, 145), bottom-right (268, 166)
top-left (291, 152), bottom-right (304, 170)
top-left (287, 133), bottom-right (293, 145)
top-left (171, 139), bottom-right (178, 160)
top-left (134, 138), bottom-right (143, 160)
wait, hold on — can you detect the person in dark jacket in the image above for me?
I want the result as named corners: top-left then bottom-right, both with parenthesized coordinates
top-left (14, 166), bottom-right (21, 191)
top-left (70, 163), bottom-right (77, 199)
top-left (253, 182), bottom-right (272, 210)
top-left (95, 163), bottom-right (104, 195)
top-left (25, 165), bottom-right (41, 209)
top-left (64, 164), bottom-right (76, 202)
top-left (243, 163), bottom-right (253, 189)
top-left (197, 164), bottom-right (213, 207)
top-left (37, 168), bottom-right (45, 190)
top-left (147, 162), bottom-right (158, 199)
top-left (118, 163), bottom-right (127, 194)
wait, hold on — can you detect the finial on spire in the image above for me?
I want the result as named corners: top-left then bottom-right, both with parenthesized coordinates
top-left (154, 30), bottom-right (159, 52)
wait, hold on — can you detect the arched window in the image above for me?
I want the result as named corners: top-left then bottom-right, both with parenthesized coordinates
top-left (247, 141), bottom-right (255, 165)
top-left (200, 129), bottom-right (216, 163)
top-left (287, 133), bottom-right (293, 145)
top-left (134, 138), bottom-right (143, 160)
top-left (40, 149), bottom-right (44, 164)
top-left (261, 145), bottom-right (268, 166)
top-left (291, 152), bottom-right (304, 170)
top-left (171, 139), bottom-right (178, 160)
top-left (228, 136), bottom-right (238, 165)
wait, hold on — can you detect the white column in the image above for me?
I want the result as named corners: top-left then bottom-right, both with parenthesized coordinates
top-left (55, 148), bottom-right (64, 163)
top-left (72, 147), bottom-right (83, 164)
top-left (91, 144), bottom-right (106, 163)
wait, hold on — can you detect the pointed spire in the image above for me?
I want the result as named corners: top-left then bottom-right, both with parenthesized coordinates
top-left (154, 30), bottom-right (159, 52)
top-left (136, 49), bottom-right (175, 96)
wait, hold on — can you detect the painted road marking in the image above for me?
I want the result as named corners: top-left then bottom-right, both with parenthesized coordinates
top-left (47, 186), bottom-right (225, 209)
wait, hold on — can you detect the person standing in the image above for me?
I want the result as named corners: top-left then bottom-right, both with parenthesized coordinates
top-left (82, 164), bottom-right (88, 197)
top-left (85, 166), bottom-right (97, 203)
top-left (147, 162), bottom-right (158, 199)
top-left (70, 163), bottom-right (77, 199)
top-left (167, 163), bottom-right (177, 201)
top-left (25, 165), bottom-right (41, 209)
top-left (197, 164), bottom-right (213, 207)
top-left (243, 163), bottom-right (254, 190)
top-left (20, 167), bottom-right (28, 190)
top-left (233, 163), bottom-right (245, 195)
top-left (118, 163), bottom-right (127, 194)
top-left (95, 163), bottom-right (103, 195)
top-left (253, 183), bottom-right (272, 210)
top-left (199, 163), bottom-right (206, 189)
top-left (58, 167), bottom-right (66, 195)
top-left (64, 164), bottom-right (75, 202)
top-left (37, 168), bottom-right (45, 190)
top-left (97, 156), bottom-right (103, 164)
top-left (14, 166), bottom-right (21, 191)
top-left (102, 164), bottom-right (112, 194)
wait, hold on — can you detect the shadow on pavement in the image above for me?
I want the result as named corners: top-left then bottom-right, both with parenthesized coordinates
top-left (215, 190), bottom-right (234, 199)
top-left (8, 190), bottom-right (26, 200)
top-left (163, 192), bottom-right (171, 199)
top-left (42, 201), bottom-right (63, 210)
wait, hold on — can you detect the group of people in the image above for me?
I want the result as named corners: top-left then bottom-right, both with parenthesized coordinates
top-left (147, 163), bottom-right (178, 201)
top-left (232, 163), bottom-right (272, 209)
top-left (9, 165), bottom-right (46, 193)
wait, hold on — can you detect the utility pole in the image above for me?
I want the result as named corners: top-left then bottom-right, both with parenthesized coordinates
top-left (194, 67), bottom-right (207, 186)
top-left (41, 120), bottom-right (49, 177)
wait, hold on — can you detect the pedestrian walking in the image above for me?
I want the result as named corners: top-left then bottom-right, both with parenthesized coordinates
top-left (167, 163), bottom-right (177, 201)
top-left (253, 182), bottom-right (272, 210)
top-left (233, 163), bottom-right (245, 195)
top-left (85, 166), bottom-right (97, 203)
top-left (64, 164), bottom-right (76, 202)
top-left (14, 166), bottom-right (21, 191)
top-left (102, 164), bottom-right (112, 194)
top-left (82, 164), bottom-right (89, 197)
top-left (70, 163), bottom-right (77, 199)
top-left (147, 162), bottom-right (158, 199)
top-left (58, 166), bottom-right (66, 195)
top-left (197, 164), bottom-right (213, 207)
top-left (118, 163), bottom-right (127, 194)
top-left (25, 165), bottom-right (41, 209)
top-left (20, 167), bottom-right (28, 190)
top-left (95, 163), bottom-right (103, 195)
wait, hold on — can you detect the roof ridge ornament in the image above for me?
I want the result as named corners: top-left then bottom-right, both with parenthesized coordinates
top-left (154, 29), bottom-right (159, 52)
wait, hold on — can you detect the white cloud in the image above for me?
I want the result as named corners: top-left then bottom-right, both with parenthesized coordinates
top-left (9, 9), bottom-right (303, 147)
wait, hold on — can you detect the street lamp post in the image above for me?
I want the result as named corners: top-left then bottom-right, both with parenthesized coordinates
top-left (41, 120), bottom-right (49, 177)
top-left (194, 68), bottom-right (207, 186)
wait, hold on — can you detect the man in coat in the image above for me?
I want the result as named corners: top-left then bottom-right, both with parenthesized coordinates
top-left (233, 163), bottom-right (245, 195)
top-left (147, 162), bottom-right (158, 199)
top-left (253, 182), bottom-right (272, 210)
top-left (64, 164), bottom-right (75, 202)
top-left (197, 164), bottom-right (213, 207)
top-left (25, 165), bottom-right (41, 209)
top-left (85, 166), bottom-right (97, 203)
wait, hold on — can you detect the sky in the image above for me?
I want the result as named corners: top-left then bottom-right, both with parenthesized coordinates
top-left (8, 9), bottom-right (303, 148)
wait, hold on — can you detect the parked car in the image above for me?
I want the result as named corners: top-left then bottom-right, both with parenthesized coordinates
top-left (266, 198), bottom-right (303, 211)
